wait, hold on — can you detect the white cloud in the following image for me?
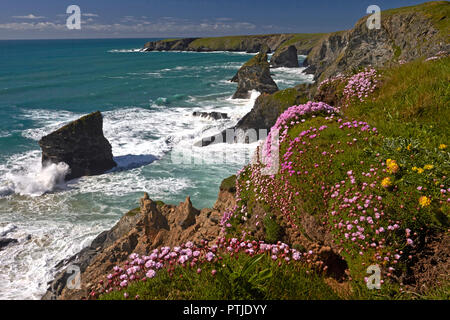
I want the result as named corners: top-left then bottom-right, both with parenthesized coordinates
top-left (82, 13), bottom-right (99, 17)
top-left (0, 22), bottom-right (65, 31)
top-left (12, 14), bottom-right (46, 20)
top-left (0, 17), bottom-right (262, 37)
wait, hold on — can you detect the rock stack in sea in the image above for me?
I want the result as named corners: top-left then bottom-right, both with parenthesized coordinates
top-left (231, 44), bottom-right (279, 99)
top-left (270, 45), bottom-right (299, 68)
top-left (38, 111), bottom-right (117, 181)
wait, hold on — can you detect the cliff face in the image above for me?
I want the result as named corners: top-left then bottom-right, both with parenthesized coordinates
top-left (304, 1), bottom-right (450, 80)
top-left (143, 33), bottom-right (324, 54)
top-left (38, 111), bottom-right (117, 181)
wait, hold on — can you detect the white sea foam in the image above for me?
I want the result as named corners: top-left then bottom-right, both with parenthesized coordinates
top-left (2, 162), bottom-right (69, 197)
top-left (272, 67), bottom-right (314, 88)
top-left (0, 224), bottom-right (17, 237)
top-left (108, 48), bottom-right (145, 53)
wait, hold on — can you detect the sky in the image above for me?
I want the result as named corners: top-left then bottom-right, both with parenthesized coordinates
top-left (0, 0), bottom-right (432, 40)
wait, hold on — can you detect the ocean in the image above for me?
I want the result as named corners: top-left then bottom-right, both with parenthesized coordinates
top-left (0, 38), bottom-right (314, 299)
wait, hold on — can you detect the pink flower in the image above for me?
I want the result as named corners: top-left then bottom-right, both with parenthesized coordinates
top-left (146, 269), bottom-right (156, 279)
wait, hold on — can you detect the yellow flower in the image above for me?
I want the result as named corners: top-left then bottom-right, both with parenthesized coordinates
top-left (386, 159), bottom-right (399, 174)
top-left (396, 147), bottom-right (401, 151)
top-left (423, 164), bottom-right (434, 170)
top-left (439, 144), bottom-right (447, 150)
top-left (381, 177), bottom-right (392, 188)
top-left (417, 168), bottom-right (424, 174)
top-left (407, 144), bottom-right (412, 151)
top-left (418, 196), bottom-right (431, 208)
top-left (412, 166), bottom-right (418, 171)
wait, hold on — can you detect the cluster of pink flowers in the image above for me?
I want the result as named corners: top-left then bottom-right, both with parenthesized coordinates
top-left (94, 238), bottom-right (314, 299)
top-left (317, 73), bottom-right (345, 90)
top-left (342, 68), bottom-right (379, 105)
top-left (234, 117), bottom-right (378, 230)
top-left (326, 166), bottom-right (407, 268)
top-left (263, 101), bottom-right (338, 162)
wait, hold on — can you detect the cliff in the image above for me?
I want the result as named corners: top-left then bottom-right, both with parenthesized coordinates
top-left (304, 1), bottom-right (450, 80)
top-left (143, 33), bottom-right (325, 54)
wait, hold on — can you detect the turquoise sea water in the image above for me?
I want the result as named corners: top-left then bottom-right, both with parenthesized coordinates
top-left (0, 38), bottom-right (313, 299)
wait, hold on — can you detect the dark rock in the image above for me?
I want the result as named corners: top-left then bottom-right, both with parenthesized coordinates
top-left (270, 45), bottom-right (299, 68)
top-left (231, 45), bottom-right (279, 99)
top-left (192, 111), bottom-right (229, 120)
top-left (0, 238), bottom-right (18, 250)
top-left (38, 111), bottom-right (117, 181)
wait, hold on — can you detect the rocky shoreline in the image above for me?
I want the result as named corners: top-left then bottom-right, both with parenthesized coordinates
top-left (42, 181), bottom-right (236, 299)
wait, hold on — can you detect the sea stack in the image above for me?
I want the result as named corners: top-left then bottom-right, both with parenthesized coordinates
top-left (231, 44), bottom-right (279, 99)
top-left (270, 45), bottom-right (299, 68)
top-left (38, 111), bottom-right (117, 181)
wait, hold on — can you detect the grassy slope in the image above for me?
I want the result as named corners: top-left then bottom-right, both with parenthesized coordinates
top-left (230, 57), bottom-right (449, 299)
top-left (345, 57), bottom-right (450, 145)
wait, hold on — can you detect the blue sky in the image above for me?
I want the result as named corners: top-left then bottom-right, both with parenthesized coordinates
top-left (0, 0), bottom-right (431, 39)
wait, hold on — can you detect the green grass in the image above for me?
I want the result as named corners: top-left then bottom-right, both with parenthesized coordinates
top-left (276, 33), bottom-right (326, 51)
top-left (125, 207), bottom-right (140, 217)
top-left (344, 57), bottom-right (450, 146)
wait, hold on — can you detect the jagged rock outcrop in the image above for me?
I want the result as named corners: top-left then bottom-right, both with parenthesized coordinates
top-left (231, 45), bottom-right (278, 99)
top-left (304, 1), bottom-right (450, 80)
top-left (42, 191), bottom-right (230, 300)
top-left (38, 111), bottom-right (117, 181)
top-left (270, 45), bottom-right (299, 68)
top-left (192, 111), bottom-right (229, 120)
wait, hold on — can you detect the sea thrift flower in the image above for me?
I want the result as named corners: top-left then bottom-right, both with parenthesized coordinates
top-left (146, 269), bottom-right (156, 279)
